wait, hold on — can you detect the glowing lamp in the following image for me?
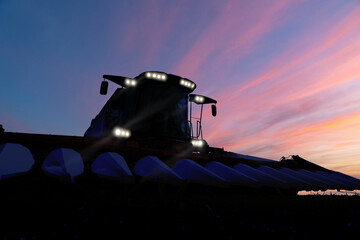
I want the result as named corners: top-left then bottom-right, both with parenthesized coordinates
top-left (125, 78), bottom-right (136, 87)
top-left (113, 127), bottom-right (131, 138)
top-left (191, 139), bottom-right (205, 147)
top-left (195, 96), bottom-right (204, 103)
top-left (145, 72), bottom-right (167, 81)
top-left (180, 79), bottom-right (195, 89)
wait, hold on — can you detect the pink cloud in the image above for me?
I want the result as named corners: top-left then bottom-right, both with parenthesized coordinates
top-left (116, 1), bottom-right (188, 66)
top-left (217, 4), bottom-right (360, 103)
top-left (204, 40), bottom-right (360, 172)
top-left (172, 0), bottom-right (299, 80)
top-left (207, 5), bottom-right (360, 131)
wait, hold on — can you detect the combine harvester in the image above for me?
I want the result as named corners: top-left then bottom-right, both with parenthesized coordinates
top-left (1, 71), bottom-right (360, 197)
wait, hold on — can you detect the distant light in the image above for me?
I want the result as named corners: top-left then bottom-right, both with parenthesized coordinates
top-left (146, 72), bottom-right (151, 78)
top-left (113, 127), bottom-right (131, 138)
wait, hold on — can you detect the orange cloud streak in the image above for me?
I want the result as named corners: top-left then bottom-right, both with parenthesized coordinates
top-left (281, 112), bottom-right (360, 140)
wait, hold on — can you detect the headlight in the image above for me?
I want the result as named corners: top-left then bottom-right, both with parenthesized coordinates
top-left (194, 96), bottom-right (204, 103)
top-left (180, 79), bottom-right (195, 89)
top-left (191, 139), bottom-right (205, 147)
top-left (113, 127), bottom-right (131, 138)
top-left (145, 72), bottom-right (167, 81)
top-left (125, 78), bottom-right (137, 87)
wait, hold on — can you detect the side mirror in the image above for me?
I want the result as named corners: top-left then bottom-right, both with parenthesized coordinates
top-left (211, 104), bottom-right (217, 117)
top-left (100, 80), bottom-right (108, 95)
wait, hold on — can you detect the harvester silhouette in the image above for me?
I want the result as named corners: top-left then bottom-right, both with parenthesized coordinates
top-left (1, 71), bottom-right (360, 195)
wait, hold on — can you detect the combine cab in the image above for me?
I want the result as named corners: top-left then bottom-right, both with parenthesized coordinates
top-left (1, 71), bottom-right (360, 196)
top-left (84, 72), bottom-right (216, 151)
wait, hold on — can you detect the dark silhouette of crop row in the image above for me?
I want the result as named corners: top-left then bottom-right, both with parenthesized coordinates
top-left (1, 176), bottom-right (360, 239)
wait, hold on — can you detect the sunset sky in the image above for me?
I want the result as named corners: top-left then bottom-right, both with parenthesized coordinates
top-left (1, 0), bottom-right (360, 178)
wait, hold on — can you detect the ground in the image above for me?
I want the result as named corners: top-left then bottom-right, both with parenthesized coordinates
top-left (1, 176), bottom-right (360, 239)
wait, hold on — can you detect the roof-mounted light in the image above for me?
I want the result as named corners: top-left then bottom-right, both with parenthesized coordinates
top-left (113, 127), bottom-right (131, 138)
top-left (180, 79), bottom-right (195, 89)
top-left (194, 96), bottom-right (204, 103)
top-left (145, 72), bottom-right (167, 81)
top-left (124, 78), bottom-right (137, 87)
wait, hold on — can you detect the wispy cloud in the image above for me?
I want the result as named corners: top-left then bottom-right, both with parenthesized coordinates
top-left (116, 0), bottom-right (188, 67)
top-left (199, 3), bottom-right (360, 176)
top-left (172, 0), bottom-right (300, 80)
top-left (218, 4), bottom-right (360, 103)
